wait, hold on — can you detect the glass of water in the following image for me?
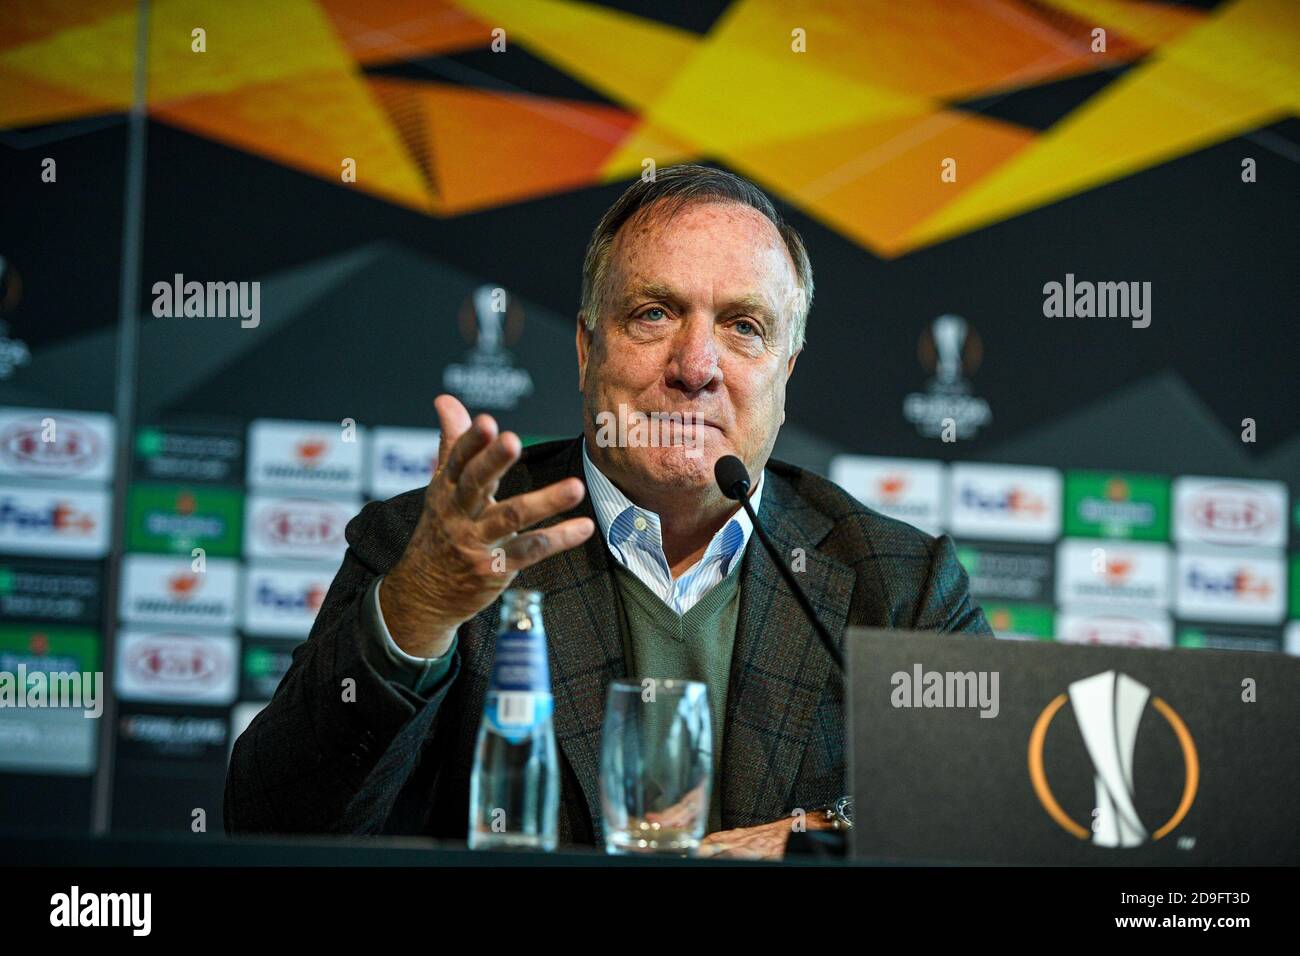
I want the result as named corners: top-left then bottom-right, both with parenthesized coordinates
top-left (599, 679), bottom-right (712, 856)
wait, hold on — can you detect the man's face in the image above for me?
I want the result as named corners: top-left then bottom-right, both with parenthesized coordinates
top-left (577, 200), bottom-right (801, 502)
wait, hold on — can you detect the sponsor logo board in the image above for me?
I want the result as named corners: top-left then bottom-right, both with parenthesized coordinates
top-left (368, 427), bottom-right (439, 500)
top-left (0, 487), bottom-right (110, 557)
top-left (1174, 549), bottom-right (1285, 624)
top-left (1055, 539), bottom-right (1171, 609)
top-left (241, 565), bottom-right (329, 637)
top-left (948, 464), bottom-right (1061, 542)
top-left (119, 554), bottom-right (239, 628)
top-left (126, 484), bottom-right (243, 557)
top-left (135, 425), bottom-right (243, 484)
top-left (0, 559), bottom-right (101, 624)
top-left (247, 419), bottom-right (364, 493)
top-left (956, 542), bottom-right (1053, 603)
top-left (1173, 477), bottom-right (1287, 549)
top-left (0, 408), bottom-right (115, 482)
top-left (244, 495), bottom-right (356, 563)
top-left (114, 630), bottom-right (238, 705)
top-left (829, 456), bottom-right (944, 535)
top-left (1055, 608), bottom-right (1173, 648)
top-left (1063, 472), bottom-right (1170, 541)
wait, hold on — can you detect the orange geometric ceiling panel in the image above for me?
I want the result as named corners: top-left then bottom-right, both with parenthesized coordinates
top-left (1, 0), bottom-right (1294, 259)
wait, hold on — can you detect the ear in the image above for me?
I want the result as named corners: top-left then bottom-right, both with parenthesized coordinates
top-left (576, 313), bottom-right (592, 390)
top-left (786, 347), bottom-right (801, 380)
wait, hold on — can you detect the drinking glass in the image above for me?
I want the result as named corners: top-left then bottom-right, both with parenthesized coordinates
top-left (599, 679), bottom-right (712, 856)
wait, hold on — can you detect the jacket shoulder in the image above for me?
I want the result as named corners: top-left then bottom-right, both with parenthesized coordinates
top-left (766, 459), bottom-right (990, 635)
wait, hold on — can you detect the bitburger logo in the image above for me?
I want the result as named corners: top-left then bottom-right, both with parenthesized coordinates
top-left (1028, 670), bottom-right (1197, 848)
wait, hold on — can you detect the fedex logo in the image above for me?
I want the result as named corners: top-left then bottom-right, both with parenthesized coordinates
top-left (369, 428), bottom-right (440, 499)
top-left (948, 464), bottom-right (1061, 542)
top-left (0, 490), bottom-right (110, 557)
top-left (381, 449), bottom-right (432, 483)
top-left (1175, 550), bottom-right (1284, 624)
top-left (242, 566), bottom-right (333, 637)
top-left (0, 499), bottom-right (96, 534)
top-left (959, 485), bottom-right (1046, 517)
top-left (254, 580), bottom-right (325, 614)
top-left (1184, 566), bottom-right (1273, 600)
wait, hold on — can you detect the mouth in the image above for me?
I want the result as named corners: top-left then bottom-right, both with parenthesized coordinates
top-left (679, 419), bottom-right (722, 432)
top-left (593, 405), bottom-right (728, 452)
top-left (666, 418), bottom-right (724, 441)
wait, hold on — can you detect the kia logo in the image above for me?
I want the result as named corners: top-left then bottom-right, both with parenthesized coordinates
top-left (1190, 487), bottom-right (1272, 535)
top-left (127, 639), bottom-right (225, 689)
top-left (1067, 617), bottom-right (1159, 647)
top-left (0, 419), bottom-right (101, 474)
top-left (256, 501), bottom-right (347, 548)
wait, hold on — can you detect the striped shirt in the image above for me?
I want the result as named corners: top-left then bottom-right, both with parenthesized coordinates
top-left (581, 439), bottom-right (763, 615)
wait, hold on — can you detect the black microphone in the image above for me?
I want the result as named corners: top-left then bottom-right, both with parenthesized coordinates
top-left (714, 455), bottom-right (844, 672)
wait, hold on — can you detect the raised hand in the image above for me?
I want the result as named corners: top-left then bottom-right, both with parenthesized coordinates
top-left (379, 395), bottom-right (595, 658)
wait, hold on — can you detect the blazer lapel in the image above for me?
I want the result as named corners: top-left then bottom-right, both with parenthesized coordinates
top-left (509, 439), bottom-right (626, 838)
top-left (721, 471), bottom-right (855, 827)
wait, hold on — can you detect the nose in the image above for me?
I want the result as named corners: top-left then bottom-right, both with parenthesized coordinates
top-left (665, 313), bottom-right (722, 395)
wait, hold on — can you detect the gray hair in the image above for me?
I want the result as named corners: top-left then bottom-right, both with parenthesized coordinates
top-left (579, 165), bottom-right (814, 353)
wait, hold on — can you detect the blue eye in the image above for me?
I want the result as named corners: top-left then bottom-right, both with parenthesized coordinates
top-left (735, 319), bottom-right (758, 336)
top-left (643, 307), bottom-right (667, 321)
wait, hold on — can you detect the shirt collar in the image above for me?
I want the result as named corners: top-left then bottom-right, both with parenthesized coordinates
top-left (580, 438), bottom-right (764, 577)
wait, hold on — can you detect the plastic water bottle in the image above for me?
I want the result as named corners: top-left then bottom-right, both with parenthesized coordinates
top-left (468, 589), bottom-right (559, 851)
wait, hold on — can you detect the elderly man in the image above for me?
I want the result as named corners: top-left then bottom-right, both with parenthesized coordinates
top-left (225, 165), bottom-right (990, 858)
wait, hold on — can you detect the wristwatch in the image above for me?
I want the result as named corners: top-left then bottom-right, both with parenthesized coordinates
top-left (820, 795), bottom-right (853, 830)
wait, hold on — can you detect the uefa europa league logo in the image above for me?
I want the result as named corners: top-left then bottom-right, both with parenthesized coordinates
top-left (472, 284), bottom-right (505, 356)
top-left (931, 313), bottom-right (967, 388)
top-left (1029, 670), bottom-right (1198, 848)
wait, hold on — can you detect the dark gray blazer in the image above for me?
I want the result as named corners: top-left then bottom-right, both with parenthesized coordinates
top-left (224, 437), bottom-right (991, 843)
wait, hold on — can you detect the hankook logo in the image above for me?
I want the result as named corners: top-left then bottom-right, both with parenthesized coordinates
top-left (1028, 670), bottom-right (1198, 848)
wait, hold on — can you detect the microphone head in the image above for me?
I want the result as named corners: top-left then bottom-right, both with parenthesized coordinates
top-left (714, 455), bottom-right (751, 501)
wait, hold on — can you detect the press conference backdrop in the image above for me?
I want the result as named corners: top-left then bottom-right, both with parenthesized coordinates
top-left (1, 1), bottom-right (1296, 837)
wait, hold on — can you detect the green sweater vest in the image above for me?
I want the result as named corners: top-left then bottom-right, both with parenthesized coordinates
top-left (610, 560), bottom-right (743, 833)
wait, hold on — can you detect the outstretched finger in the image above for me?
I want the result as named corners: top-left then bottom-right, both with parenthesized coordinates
top-left (477, 477), bottom-right (585, 542)
top-left (454, 431), bottom-right (523, 515)
top-left (497, 517), bottom-right (595, 572)
top-left (441, 413), bottom-right (497, 487)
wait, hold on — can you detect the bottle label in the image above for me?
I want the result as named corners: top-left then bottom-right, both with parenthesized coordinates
top-left (485, 628), bottom-right (553, 742)
top-left (485, 691), bottom-right (555, 743)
